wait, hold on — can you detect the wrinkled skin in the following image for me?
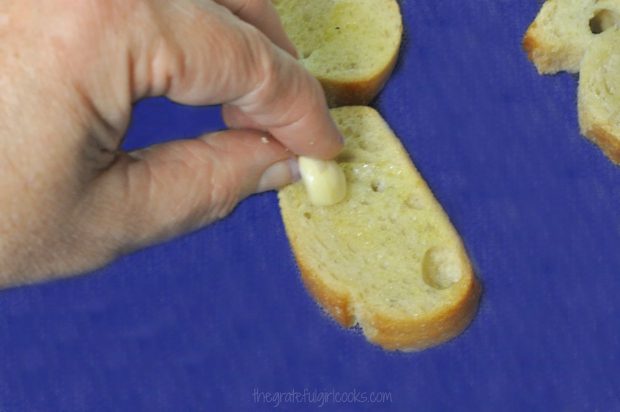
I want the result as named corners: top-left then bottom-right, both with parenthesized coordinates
top-left (0, 0), bottom-right (343, 285)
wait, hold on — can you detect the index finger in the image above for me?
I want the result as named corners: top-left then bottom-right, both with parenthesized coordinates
top-left (212, 0), bottom-right (298, 57)
top-left (228, 45), bottom-right (344, 159)
top-left (140, 1), bottom-right (343, 159)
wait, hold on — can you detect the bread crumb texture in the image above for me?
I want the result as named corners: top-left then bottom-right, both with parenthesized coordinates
top-left (524, 0), bottom-right (620, 74)
top-left (273, 0), bottom-right (401, 80)
top-left (525, 0), bottom-right (620, 163)
top-left (273, 0), bottom-right (402, 106)
top-left (578, 28), bottom-right (620, 163)
top-left (278, 107), bottom-right (480, 350)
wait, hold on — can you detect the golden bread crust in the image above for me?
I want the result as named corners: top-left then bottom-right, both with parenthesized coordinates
top-left (583, 124), bottom-right (620, 164)
top-left (289, 236), bottom-right (480, 351)
top-left (522, 23), bottom-right (540, 63)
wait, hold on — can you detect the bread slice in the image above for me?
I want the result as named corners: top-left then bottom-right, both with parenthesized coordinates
top-left (272, 0), bottom-right (402, 107)
top-left (523, 0), bottom-right (620, 74)
top-left (278, 106), bottom-right (481, 351)
top-left (578, 27), bottom-right (620, 163)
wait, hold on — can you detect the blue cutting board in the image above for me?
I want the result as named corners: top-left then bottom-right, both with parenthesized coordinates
top-left (1, 1), bottom-right (619, 411)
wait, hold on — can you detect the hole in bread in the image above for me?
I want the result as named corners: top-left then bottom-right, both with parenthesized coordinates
top-left (370, 180), bottom-right (385, 192)
top-left (422, 246), bottom-right (463, 290)
top-left (303, 212), bottom-right (312, 219)
top-left (590, 9), bottom-right (620, 34)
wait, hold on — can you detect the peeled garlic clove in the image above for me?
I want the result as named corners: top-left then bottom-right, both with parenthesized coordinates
top-left (298, 156), bottom-right (347, 206)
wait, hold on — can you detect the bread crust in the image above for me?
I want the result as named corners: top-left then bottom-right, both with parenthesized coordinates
top-left (522, 22), bottom-right (577, 74)
top-left (522, 20), bottom-right (556, 74)
top-left (295, 253), bottom-right (356, 327)
top-left (522, 38), bottom-right (537, 62)
top-left (365, 270), bottom-right (481, 351)
top-left (583, 124), bottom-right (620, 164)
top-left (522, 22), bottom-right (539, 62)
top-left (288, 233), bottom-right (481, 351)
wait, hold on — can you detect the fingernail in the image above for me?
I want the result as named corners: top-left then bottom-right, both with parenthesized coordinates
top-left (256, 158), bottom-right (300, 193)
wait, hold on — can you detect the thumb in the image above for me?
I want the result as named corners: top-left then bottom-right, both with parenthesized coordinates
top-left (84, 129), bottom-right (298, 251)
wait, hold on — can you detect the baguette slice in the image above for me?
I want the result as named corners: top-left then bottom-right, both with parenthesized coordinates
top-left (278, 107), bottom-right (480, 351)
top-left (272, 0), bottom-right (402, 107)
top-left (523, 0), bottom-right (620, 74)
top-left (578, 28), bottom-right (620, 163)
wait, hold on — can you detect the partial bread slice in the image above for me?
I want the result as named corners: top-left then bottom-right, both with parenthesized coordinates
top-left (578, 28), bottom-right (620, 163)
top-left (523, 0), bottom-right (620, 74)
top-left (272, 0), bottom-right (402, 107)
top-left (524, 1), bottom-right (620, 163)
top-left (278, 107), bottom-right (480, 351)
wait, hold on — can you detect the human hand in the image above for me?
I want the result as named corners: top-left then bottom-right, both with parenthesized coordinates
top-left (0, 0), bottom-right (343, 285)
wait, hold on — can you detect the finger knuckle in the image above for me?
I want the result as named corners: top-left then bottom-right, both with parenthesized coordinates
top-left (184, 141), bottom-right (241, 220)
top-left (148, 140), bottom-right (240, 226)
top-left (237, 28), bottom-right (284, 107)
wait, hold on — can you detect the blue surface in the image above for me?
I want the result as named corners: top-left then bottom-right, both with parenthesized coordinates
top-left (2, 1), bottom-right (620, 411)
